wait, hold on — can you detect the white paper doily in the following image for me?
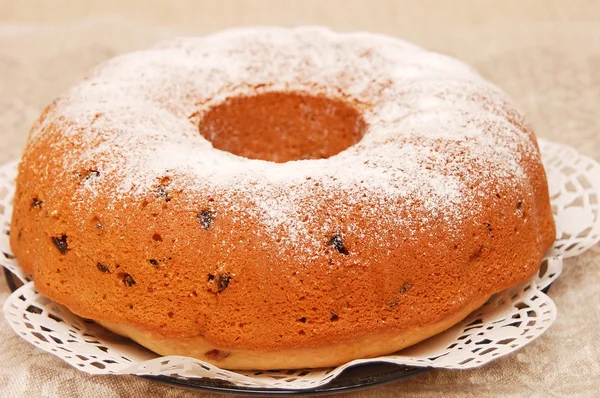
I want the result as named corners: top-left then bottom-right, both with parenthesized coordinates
top-left (1, 138), bottom-right (599, 390)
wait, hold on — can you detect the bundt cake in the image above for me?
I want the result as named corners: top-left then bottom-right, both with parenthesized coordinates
top-left (9, 27), bottom-right (555, 369)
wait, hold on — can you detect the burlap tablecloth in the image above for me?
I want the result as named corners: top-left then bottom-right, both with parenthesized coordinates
top-left (1, 1), bottom-right (599, 396)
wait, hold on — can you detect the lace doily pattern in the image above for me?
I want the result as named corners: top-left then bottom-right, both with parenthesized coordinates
top-left (538, 139), bottom-right (600, 258)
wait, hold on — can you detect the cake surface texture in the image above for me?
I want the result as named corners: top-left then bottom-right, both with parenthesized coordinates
top-left (10, 27), bottom-right (556, 369)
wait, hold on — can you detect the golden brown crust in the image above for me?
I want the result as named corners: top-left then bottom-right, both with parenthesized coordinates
top-left (10, 154), bottom-right (554, 353)
top-left (99, 294), bottom-right (490, 370)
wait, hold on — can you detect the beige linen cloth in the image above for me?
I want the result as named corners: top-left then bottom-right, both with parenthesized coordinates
top-left (0, 1), bottom-right (599, 397)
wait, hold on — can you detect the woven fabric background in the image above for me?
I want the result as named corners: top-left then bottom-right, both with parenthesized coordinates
top-left (0, 1), bottom-right (599, 396)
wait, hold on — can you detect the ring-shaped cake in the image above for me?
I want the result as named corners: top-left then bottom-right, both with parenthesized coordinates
top-left (10, 27), bottom-right (555, 369)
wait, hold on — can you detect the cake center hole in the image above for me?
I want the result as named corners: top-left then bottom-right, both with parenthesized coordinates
top-left (198, 92), bottom-right (367, 163)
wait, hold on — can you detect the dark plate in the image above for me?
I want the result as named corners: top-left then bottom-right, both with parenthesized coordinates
top-left (3, 267), bottom-right (428, 395)
top-left (141, 363), bottom-right (428, 396)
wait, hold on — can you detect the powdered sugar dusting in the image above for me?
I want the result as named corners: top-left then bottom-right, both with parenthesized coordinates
top-left (24, 27), bottom-right (540, 261)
